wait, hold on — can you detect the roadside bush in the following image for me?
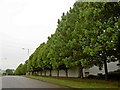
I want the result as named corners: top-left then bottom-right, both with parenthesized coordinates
top-left (108, 70), bottom-right (120, 81)
top-left (85, 70), bottom-right (120, 81)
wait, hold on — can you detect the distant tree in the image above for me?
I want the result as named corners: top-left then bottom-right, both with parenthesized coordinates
top-left (6, 69), bottom-right (14, 75)
top-left (15, 63), bottom-right (26, 75)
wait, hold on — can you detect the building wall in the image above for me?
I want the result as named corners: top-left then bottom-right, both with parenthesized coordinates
top-left (84, 61), bottom-right (119, 76)
top-left (84, 66), bottom-right (104, 76)
top-left (107, 61), bottom-right (119, 72)
top-left (36, 61), bottom-right (119, 77)
top-left (68, 66), bottom-right (79, 77)
top-left (51, 70), bottom-right (57, 76)
top-left (37, 71), bottom-right (42, 76)
top-left (42, 71), bottom-right (45, 76)
top-left (59, 70), bottom-right (66, 77)
top-left (46, 70), bottom-right (50, 76)
top-left (51, 66), bottom-right (80, 77)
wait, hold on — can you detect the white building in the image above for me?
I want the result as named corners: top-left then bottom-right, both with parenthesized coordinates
top-left (38, 61), bottom-right (119, 77)
top-left (83, 61), bottom-right (119, 77)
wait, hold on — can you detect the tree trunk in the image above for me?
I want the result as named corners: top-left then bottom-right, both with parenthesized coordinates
top-left (78, 66), bottom-right (83, 79)
top-left (44, 71), bottom-right (46, 76)
top-left (57, 69), bottom-right (59, 77)
top-left (49, 70), bottom-right (52, 76)
top-left (36, 71), bottom-right (38, 76)
top-left (30, 72), bottom-right (33, 76)
top-left (38, 71), bottom-right (39, 76)
top-left (32, 71), bottom-right (34, 75)
top-left (40, 71), bottom-right (42, 76)
top-left (34, 72), bottom-right (35, 75)
top-left (104, 58), bottom-right (108, 80)
top-left (32, 71), bottom-right (34, 76)
top-left (65, 69), bottom-right (68, 78)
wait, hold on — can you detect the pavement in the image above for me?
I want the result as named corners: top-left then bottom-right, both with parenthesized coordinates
top-left (2, 76), bottom-right (66, 88)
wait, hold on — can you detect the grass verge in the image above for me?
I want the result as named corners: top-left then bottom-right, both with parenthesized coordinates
top-left (26, 76), bottom-right (119, 88)
top-left (0, 74), bottom-right (2, 76)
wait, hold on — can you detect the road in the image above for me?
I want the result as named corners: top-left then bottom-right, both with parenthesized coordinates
top-left (2, 76), bottom-right (65, 88)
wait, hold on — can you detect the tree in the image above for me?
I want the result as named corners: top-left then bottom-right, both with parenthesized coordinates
top-left (15, 63), bottom-right (26, 75)
top-left (75, 2), bottom-right (120, 80)
top-left (16, 1), bottom-right (120, 80)
top-left (6, 69), bottom-right (14, 75)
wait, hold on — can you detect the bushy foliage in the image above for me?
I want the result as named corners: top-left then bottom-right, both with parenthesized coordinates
top-left (15, 1), bottom-right (120, 79)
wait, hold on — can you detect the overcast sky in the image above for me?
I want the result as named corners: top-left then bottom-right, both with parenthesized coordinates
top-left (0, 0), bottom-right (76, 70)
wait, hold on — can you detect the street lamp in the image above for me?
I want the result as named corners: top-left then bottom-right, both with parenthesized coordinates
top-left (22, 48), bottom-right (30, 75)
top-left (22, 48), bottom-right (30, 57)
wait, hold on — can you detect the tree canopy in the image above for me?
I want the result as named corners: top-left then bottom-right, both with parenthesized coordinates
top-left (15, 1), bottom-right (120, 80)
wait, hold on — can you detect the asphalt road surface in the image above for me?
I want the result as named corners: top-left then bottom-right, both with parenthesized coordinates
top-left (2, 76), bottom-right (65, 88)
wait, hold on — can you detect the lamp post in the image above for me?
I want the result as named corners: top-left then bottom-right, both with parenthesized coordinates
top-left (22, 48), bottom-right (29, 57)
top-left (22, 48), bottom-right (30, 75)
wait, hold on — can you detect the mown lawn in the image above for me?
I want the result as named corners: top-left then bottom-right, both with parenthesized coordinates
top-left (26, 76), bottom-right (119, 88)
top-left (0, 74), bottom-right (2, 76)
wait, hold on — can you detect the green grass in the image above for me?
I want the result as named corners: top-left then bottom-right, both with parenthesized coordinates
top-left (0, 74), bottom-right (2, 76)
top-left (26, 76), bottom-right (119, 88)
